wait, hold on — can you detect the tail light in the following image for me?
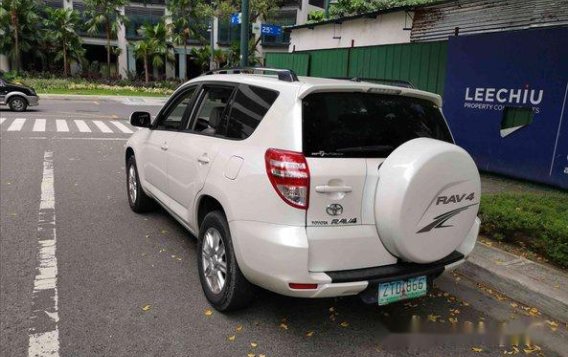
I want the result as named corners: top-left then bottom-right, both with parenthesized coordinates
top-left (265, 148), bottom-right (310, 209)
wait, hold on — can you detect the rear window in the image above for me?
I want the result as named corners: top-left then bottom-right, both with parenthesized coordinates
top-left (302, 92), bottom-right (453, 158)
top-left (225, 85), bottom-right (279, 140)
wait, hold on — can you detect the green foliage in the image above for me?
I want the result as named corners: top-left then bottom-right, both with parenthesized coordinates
top-left (307, 10), bottom-right (326, 23)
top-left (43, 7), bottom-right (85, 76)
top-left (9, 76), bottom-right (178, 96)
top-left (83, 0), bottom-right (128, 78)
top-left (0, 0), bottom-right (43, 71)
top-left (307, 0), bottom-right (440, 20)
top-left (479, 192), bottom-right (568, 268)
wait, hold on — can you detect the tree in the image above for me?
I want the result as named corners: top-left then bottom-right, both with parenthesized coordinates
top-left (167, 0), bottom-right (204, 79)
top-left (200, 0), bottom-right (282, 63)
top-left (44, 8), bottom-right (85, 77)
top-left (84, 0), bottom-right (128, 79)
top-left (0, 0), bottom-right (42, 71)
top-left (190, 46), bottom-right (212, 72)
top-left (133, 22), bottom-right (174, 83)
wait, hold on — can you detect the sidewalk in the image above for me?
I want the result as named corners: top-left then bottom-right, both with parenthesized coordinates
top-left (457, 242), bottom-right (568, 323)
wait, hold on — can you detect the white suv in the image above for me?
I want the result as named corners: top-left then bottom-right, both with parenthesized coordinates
top-left (125, 68), bottom-right (481, 311)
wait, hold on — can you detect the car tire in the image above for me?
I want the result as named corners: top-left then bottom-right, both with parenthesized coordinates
top-left (198, 211), bottom-right (254, 311)
top-left (126, 156), bottom-right (155, 213)
top-left (8, 96), bottom-right (28, 112)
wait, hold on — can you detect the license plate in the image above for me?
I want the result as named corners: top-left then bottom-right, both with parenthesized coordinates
top-left (378, 275), bottom-right (427, 306)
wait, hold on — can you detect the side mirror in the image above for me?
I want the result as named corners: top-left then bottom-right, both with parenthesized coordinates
top-left (130, 111), bottom-right (151, 128)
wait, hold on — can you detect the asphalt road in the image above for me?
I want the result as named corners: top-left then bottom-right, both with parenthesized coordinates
top-left (1, 98), bottom-right (565, 356)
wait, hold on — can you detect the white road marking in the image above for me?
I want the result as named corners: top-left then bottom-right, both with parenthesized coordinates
top-left (92, 120), bottom-right (112, 133)
top-left (28, 151), bottom-right (60, 357)
top-left (0, 118), bottom-right (6, 125)
top-left (110, 121), bottom-right (133, 134)
top-left (74, 120), bottom-right (91, 133)
top-left (7, 118), bottom-right (26, 131)
top-left (55, 120), bottom-right (69, 132)
top-left (33, 119), bottom-right (47, 132)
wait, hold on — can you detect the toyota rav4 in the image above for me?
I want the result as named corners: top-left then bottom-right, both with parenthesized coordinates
top-left (124, 68), bottom-right (481, 311)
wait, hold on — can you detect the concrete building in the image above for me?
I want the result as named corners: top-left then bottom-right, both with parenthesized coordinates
top-left (0, 0), bottom-right (323, 78)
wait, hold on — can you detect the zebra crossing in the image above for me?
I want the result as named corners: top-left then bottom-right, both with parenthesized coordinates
top-left (0, 117), bottom-right (137, 135)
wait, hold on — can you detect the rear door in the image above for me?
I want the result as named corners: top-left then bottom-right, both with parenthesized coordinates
top-left (166, 84), bottom-right (236, 224)
top-left (303, 92), bottom-right (369, 227)
top-left (302, 91), bottom-right (454, 271)
top-left (303, 91), bottom-right (454, 228)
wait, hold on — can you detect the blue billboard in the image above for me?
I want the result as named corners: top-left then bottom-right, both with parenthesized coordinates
top-left (443, 27), bottom-right (568, 189)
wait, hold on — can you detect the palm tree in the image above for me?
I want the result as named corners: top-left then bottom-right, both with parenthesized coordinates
top-left (133, 37), bottom-right (152, 84)
top-left (167, 0), bottom-right (198, 80)
top-left (84, 0), bottom-right (128, 79)
top-left (44, 8), bottom-right (85, 77)
top-left (190, 46), bottom-right (211, 73)
top-left (0, 0), bottom-right (42, 71)
top-left (134, 22), bottom-right (174, 83)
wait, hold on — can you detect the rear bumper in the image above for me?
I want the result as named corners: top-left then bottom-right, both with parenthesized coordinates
top-left (229, 218), bottom-right (479, 299)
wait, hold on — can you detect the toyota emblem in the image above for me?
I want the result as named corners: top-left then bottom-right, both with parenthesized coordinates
top-left (326, 204), bottom-right (343, 216)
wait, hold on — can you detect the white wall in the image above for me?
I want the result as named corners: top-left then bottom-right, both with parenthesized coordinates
top-left (289, 11), bottom-right (412, 51)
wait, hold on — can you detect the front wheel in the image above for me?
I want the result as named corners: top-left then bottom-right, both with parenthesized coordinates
top-left (126, 156), bottom-right (155, 213)
top-left (8, 96), bottom-right (28, 112)
top-left (197, 211), bottom-right (254, 311)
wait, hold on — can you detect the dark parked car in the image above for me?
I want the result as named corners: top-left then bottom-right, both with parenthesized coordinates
top-left (0, 78), bottom-right (39, 112)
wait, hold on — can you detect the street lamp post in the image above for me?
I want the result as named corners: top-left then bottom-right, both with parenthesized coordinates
top-left (240, 0), bottom-right (250, 67)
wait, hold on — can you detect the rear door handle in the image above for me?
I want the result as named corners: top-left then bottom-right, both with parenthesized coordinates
top-left (315, 185), bottom-right (352, 193)
top-left (198, 154), bottom-right (210, 164)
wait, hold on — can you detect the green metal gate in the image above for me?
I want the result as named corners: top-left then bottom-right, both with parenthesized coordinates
top-left (265, 41), bottom-right (448, 95)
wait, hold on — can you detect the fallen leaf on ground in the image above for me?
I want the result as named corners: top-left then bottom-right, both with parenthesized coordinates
top-left (145, 234), bottom-right (150, 238)
top-left (250, 342), bottom-right (258, 348)
top-left (141, 304), bottom-right (151, 311)
top-left (160, 229), bottom-right (168, 234)
top-left (449, 317), bottom-right (458, 324)
top-left (227, 335), bottom-right (236, 342)
top-left (258, 354), bottom-right (265, 357)
top-left (204, 308), bottom-right (213, 317)
top-left (471, 347), bottom-right (483, 352)
top-left (339, 321), bottom-right (349, 328)
top-left (279, 323), bottom-right (288, 330)
top-left (305, 331), bottom-right (315, 337)
top-left (427, 314), bottom-right (440, 322)
top-left (523, 344), bottom-right (541, 354)
top-left (247, 353), bottom-right (255, 357)
top-left (236, 324), bottom-right (243, 332)
top-left (546, 320), bottom-right (558, 332)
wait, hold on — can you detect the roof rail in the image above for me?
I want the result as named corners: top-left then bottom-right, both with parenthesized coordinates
top-left (203, 67), bottom-right (299, 82)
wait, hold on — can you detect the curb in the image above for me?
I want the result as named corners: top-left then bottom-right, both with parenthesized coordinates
top-left (456, 243), bottom-right (568, 323)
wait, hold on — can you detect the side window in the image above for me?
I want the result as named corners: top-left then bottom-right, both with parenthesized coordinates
top-left (225, 85), bottom-right (279, 140)
top-left (189, 85), bottom-right (235, 135)
top-left (156, 87), bottom-right (196, 130)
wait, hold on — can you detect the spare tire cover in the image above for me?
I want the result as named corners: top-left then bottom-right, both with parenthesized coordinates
top-left (375, 138), bottom-right (481, 263)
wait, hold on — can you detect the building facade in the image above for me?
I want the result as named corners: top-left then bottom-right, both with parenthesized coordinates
top-left (0, 0), bottom-right (323, 79)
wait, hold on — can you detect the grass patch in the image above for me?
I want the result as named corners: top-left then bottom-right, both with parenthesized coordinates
top-left (8, 77), bottom-right (176, 97)
top-left (479, 191), bottom-right (568, 268)
top-left (41, 88), bottom-right (169, 97)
